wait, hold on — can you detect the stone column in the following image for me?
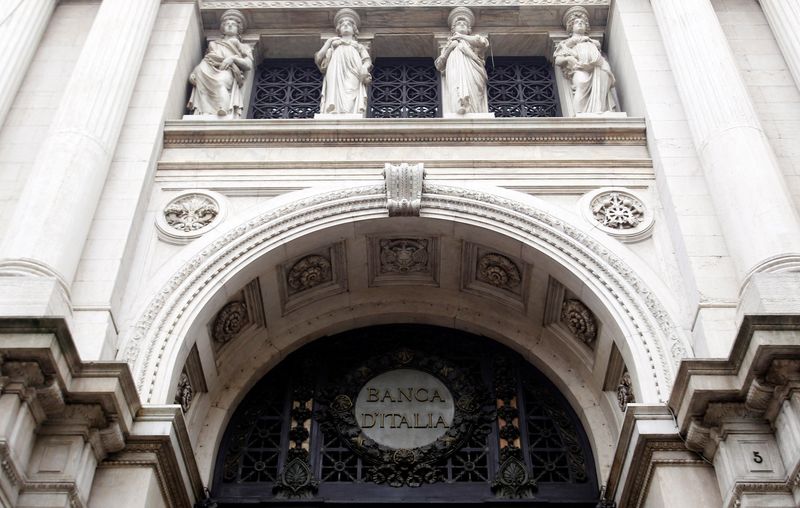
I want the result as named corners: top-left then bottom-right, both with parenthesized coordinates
top-left (650, 0), bottom-right (800, 282)
top-left (0, 0), bottom-right (161, 289)
top-left (760, 0), bottom-right (800, 91)
top-left (0, 0), bottom-right (57, 130)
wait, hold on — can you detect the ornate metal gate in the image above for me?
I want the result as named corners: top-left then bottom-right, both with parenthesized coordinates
top-left (211, 325), bottom-right (599, 506)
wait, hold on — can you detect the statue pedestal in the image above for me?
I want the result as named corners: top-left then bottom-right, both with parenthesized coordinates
top-left (182, 114), bottom-right (239, 121)
top-left (442, 112), bottom-right (495, 119)
top-left (314, 113), bottom-right (366, 120)
top-left (575, 111), bottom-right (627, 118)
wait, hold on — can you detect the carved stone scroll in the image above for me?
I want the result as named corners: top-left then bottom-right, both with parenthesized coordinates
top-left (384, 162), bottom-right (424, 217)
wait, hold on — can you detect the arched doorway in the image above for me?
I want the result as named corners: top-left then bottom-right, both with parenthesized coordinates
top-left (211, 325), bottom-right (599, 506)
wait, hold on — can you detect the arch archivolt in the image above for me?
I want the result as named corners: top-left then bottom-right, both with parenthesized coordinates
top-left (120, 179), bottom-right (691, 427)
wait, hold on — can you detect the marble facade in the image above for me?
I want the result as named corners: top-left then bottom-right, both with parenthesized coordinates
top-left (0, 0), bottom-right (799, 506)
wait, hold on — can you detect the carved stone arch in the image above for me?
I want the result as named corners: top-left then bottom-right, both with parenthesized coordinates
top-left (120, 182), bottom-right (691, 415)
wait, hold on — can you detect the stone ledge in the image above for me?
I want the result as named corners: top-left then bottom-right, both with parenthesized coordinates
top-left (164, 117), bottom-right (647, 147)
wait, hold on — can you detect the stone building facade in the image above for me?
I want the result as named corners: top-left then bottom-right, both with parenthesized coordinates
top-left (0, 0), bottom-right (799, 506)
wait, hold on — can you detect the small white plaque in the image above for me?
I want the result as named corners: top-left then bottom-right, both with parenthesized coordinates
top-left (355, 369), bottom-right (455, 449)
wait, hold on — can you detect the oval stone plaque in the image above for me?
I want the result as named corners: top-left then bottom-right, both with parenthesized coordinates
top-left (355, 369), bottom-right (455, 449)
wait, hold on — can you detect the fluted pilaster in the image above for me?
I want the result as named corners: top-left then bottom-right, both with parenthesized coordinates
top-left (0, 0), bottom-right (162, 287)
top-left (651, 0), bottom-right (800, 282)
top-left (760, 0), bottom-right (800, 91)
top-left (0, 0), bottom-right (57, 129)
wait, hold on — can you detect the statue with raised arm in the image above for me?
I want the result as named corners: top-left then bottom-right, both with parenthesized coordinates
top-left (435, 7), bottom-right (489, 115)
top-left (554, 6), bottom-right (617, 114)
top-left (315, 9), bottom-right (372, 116)
top-left (187, 9), bottom-right (253, 119)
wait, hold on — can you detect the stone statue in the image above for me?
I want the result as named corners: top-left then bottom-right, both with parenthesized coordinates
top-left (187, 9), bottom-right (253, 119)
top-left (554, 6), bottom-right (618, 114)
top-left (435, 7), bottom-right (490, 115)
top-left (315, 9), bottom-right (372, 116)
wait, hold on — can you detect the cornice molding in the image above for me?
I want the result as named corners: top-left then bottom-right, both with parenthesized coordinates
top-left (163, 117), bottom-right (647, 147)
top-left (200, 0), bottom-right (609, 8)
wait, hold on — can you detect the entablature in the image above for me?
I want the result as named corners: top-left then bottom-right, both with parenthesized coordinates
top-left (163, 116), bottom-right (645, 147)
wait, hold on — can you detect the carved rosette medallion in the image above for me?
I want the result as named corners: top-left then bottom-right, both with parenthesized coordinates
top-left (477, 253), bottom-right (522, 291)
top-left (164, 195), bottom-right (218, 232)
top-left (580, 188), bottom-right (654, 242)
top-left (316, 349), bottom-right (494, 488)
top-left (174, 370), bottom-right (193, 412)
top-left (287, 254), bottom-right (333, 293)
top-left (591, 191), bottom-right (644, 229)
top-left (155, 190), bottom-right (227, 243)
top-left (212, 301), bottom-right (248, 345)
top-left (380, 239), bottom-right (429, 274)
top-left (560, 299), bottom-right (597, 346)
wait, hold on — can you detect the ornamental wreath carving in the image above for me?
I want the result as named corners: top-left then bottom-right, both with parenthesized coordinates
top-left (477, 253), bottom-right (522, 291)
top-left (164, 194), bottom-right (219, 232)
top-left (316, 348), bottom-right (494, 488)
top-left (287, 254), bottom-right (333, 293)
top-left (212, 301), bottom-right (248, 344)
top-left (590, 191), bottom-right (645, 230)
top-left (561, 299), bottom-right (597, 346)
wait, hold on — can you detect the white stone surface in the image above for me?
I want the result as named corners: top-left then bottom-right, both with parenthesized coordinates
top-left (0, 0), bottom-right (163, 286)
top-left (650, 0), bottom-right (800, 282)
top-left (0, 0), bottom-right (56, 132)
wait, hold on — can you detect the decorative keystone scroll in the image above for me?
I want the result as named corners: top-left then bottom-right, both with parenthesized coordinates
top-left (384, 162), bottom-right (424, 216)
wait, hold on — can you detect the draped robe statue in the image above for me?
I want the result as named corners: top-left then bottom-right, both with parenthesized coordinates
top-left (435, 10), bottom-right (489, 115)
top-left (188, 11), bottom-right (253, 118)
top-left (554, 8), bottom-right (617, 114)
top-left (315, 10), bottom-right (372, 116)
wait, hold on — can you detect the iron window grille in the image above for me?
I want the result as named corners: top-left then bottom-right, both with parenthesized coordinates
top-left (368, 58), bottom-right (440, 118)
top-left (249, 59), bottom-right (322, 119)
top-left (486, 57), bottom-right (559, 118)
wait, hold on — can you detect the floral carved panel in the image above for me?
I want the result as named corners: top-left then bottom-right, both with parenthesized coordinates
top-left (368, 236), bottom-right (439, 287)
top-left (461, 243), bottom-right (528, 310)
top-left (279, 243), bottom-right (348, 315)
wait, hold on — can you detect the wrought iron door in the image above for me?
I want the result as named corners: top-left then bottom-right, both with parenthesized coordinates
top-left (212, 325), bottom-right (599, 506)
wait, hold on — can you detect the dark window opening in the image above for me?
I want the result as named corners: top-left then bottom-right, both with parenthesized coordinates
top-left (487, 57), bottom-right (559, 118)
top-left (250, 59), bottom-right (322, 119)
top-left (368, 58), bottom-right (440, 119)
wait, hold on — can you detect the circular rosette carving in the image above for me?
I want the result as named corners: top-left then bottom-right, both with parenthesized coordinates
top-left (287, 255), bottom-right (332, 293)
top-left (212, 301), bottom-right (248, 345)
top-left (591, 191), bottom-right (644, 229)
top-left (155, 190), bottom-right (227, 244)
top-left (476, 253), bottom-right (522, 291)
top-left (561, 299), bottom-right (597, 346)
top-left (580, 187), bottom-right (654, 242)
top-left (315, 349), bottom-right (494, 487)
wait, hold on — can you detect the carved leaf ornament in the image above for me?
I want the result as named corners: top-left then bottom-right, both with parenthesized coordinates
top-left (164, 194), bottom-right (219, 232)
